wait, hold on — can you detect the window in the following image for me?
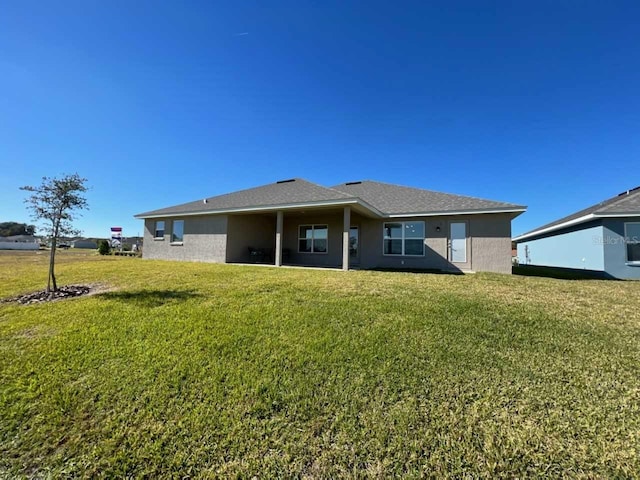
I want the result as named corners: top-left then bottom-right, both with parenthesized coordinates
top-left (299, 225), bottom-right (328, 253)
top-left (172, 220), bottom-right (184, 243)
top-left (154, 221), bottom-right (165, 239)
top-left (383, 221), bottom-right (425, 256)
top-left (625, 222), bottom-right (640, 263)
top-left (349, 226), bottom-right (359, 258)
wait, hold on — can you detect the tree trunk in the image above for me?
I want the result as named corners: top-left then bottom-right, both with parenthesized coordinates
top-left (48, 221), bottom-right (59, 293)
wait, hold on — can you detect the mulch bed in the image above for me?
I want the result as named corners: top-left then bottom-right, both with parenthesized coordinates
top-left (1, 285), bottom-right (92, 305)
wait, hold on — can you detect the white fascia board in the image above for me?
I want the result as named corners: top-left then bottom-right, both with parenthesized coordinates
top-left (513, 214), bottom-right (595, 242)
top-left (386, 208), bottom-right (526, 218)
top-left (594, 212), bottom-right (640, 218)
top-left (135, 198), bottom-right (371, 219)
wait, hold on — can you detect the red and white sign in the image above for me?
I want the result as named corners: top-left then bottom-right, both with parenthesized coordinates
top-left (111, 227), bottom-right (122, 247)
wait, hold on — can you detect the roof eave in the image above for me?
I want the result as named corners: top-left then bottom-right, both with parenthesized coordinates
top-left (386, 207), bottom-right (526, 218)
top-left (514, 211), bottom-right (640, 242)
top-left (136, 202), bottom-right (525, 220)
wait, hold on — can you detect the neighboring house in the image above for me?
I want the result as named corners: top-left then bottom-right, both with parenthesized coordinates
top-left (71, 239), bottom-right (98, 249)
top-left (0, 235), bottom-right (39, 250)
top-left (514, 186), bottom-right (640, 279)
top-left (134, 178), bottom-right (526, 273)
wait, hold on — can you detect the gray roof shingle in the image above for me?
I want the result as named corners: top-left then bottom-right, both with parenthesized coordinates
top-left (331, 180), bottom-right (525, 215)
top-left (515, 186), bottom-right (640, 240)
top-left (135, 178), bottom-right (352, 217)
top-left (135, 178), bottom-right (525, 218)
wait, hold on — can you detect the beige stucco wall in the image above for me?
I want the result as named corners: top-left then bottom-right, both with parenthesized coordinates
top-left (358, 213), bottom-right (513, 273)
top-left (141, 211), bottom-right (513, 273)
top-left (143, 215), bottom-right (228, 262)
top-left (469, 213), bottom-right (513, 274)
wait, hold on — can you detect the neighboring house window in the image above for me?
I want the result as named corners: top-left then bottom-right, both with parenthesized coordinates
top-left (154, 221), bottom-right (165, 239)
top-left (299, 225), bottom-right (328, 253)
top-left (383, 221), bottom-right (425, 256)
top-left (625, 222), bottom-right (640, 263)
top-left (172, 220), bottom-right (184, 243)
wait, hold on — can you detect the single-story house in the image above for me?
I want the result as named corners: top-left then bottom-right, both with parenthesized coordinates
top-left (134, 178), bottom-right (526, 273)
top-left (0, 235), bottom-right (39, 250)
top-left (71, 238), bottom-right (98, 249)
top-left (514, 186), bottom-right (640, 279)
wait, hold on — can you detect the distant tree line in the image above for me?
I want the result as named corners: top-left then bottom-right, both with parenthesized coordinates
top-left (0, 222), bottom-right (36, 237)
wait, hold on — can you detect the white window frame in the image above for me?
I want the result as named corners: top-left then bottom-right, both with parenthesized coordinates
top-left (298, 224), bottom-right (328, 254)
top-left (154, 220), bottom-right (165, 240)
top-left (171, 219), bottom-right (184, 245)
top-left (382, 221), bottom-right (425, 256)
top-left (625, 222), bottom-right (640, 264)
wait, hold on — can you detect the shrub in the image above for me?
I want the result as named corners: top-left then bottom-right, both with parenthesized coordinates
top-left (98, 240), bottom-right (110, 255)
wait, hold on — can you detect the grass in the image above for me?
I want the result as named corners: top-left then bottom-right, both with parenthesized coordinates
top-left (1, 250), bottom-right (639, 478)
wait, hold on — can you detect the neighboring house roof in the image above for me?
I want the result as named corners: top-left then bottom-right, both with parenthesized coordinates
top-left (135, 178), bottom-right (525, 219)
top-left (514, 186), bottom-right (640, 242)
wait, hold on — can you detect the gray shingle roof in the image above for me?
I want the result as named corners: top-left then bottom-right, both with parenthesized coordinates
top-left (135, 178), bottom-right (352, 218)
top-left (135, 178), bottom-right (525, 218)
top-left (515, 186), bottom-right (640, 241)
top-left (331, 180), bottom-right (525, 215)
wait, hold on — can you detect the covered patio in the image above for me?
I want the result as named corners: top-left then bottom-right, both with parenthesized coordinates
top-left (225, 204), bottom-right (371, 271)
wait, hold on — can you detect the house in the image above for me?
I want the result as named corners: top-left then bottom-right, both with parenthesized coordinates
top-left (513, 186), bottom-right (640, 279)
top-left (134, 179), bottom-right (526, 273)
top-left (0, 235), bottom-right (39, 250)
top-left (71, 238), bottom-right (98, 249)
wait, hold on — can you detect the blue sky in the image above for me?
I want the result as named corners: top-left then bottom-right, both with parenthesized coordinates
top-left (1, 1), bottom-right (639, 238)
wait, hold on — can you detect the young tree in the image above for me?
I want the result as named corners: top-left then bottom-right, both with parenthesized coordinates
top-left (20, 174), bottom-right (89, 293)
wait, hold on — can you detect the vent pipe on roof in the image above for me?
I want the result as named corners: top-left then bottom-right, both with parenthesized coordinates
top-left (203, 199), bottom-right (208, 204)
top-left (618, 186), bottom-right (640, 196)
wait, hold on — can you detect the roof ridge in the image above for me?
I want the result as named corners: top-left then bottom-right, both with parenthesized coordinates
top-left (290, 178), bottom-right (353, 198)
top-left (318, 182), bottom-right (358, 199)
top-left (203, 177), bottom-right (305, 201)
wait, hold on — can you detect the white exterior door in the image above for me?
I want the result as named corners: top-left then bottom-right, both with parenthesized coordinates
top-left (450, 222), bottom-right (467, 263)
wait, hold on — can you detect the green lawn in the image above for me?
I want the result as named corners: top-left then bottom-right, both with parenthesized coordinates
top-left (1, 251), bottom-right (639, 478)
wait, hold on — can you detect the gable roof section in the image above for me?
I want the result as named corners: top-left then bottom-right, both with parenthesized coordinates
top-left (135, 178), bottom-right (525, 219)
top-left (514, 186), bottom-right (640, 242)
top-left (331, 180), bottom-right (525, 216)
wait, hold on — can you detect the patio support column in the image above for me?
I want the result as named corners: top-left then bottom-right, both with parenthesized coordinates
top-left (275, 210), bottom-right (284, 267)
top-left (342, 206), bottom-right (351, 271)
